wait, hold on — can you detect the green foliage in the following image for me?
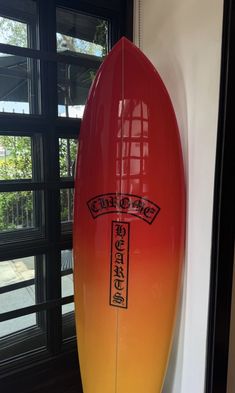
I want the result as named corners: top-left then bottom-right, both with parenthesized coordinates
top-left (0, 17), bottom-right (27, 47)
top-left (0, 190), bottom-right (33, 231)
top-left (59, 139), bottom-right (77, 223)
top-left (59, 138), bottom-right (77, 177)
top-left (94, 19), bottom-right (108, 56)
top-left (0, 136), bottom-right (32, 180)
top-left (0, 137), bottom-right (77, 231)
top-left (60, 189), bottom-right (74, 223)
top-left (0, 136), bottom-right (32, 230)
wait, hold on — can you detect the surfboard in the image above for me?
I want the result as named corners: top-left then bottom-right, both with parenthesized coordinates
top-left (73, 37), bottom-right (185, 393)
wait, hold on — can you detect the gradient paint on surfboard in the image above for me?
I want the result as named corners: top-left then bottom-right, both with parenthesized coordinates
top-left (73, 37), bottom-right (185, 393)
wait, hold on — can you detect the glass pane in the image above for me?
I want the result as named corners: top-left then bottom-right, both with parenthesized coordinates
top-left (0, 190), bottom-right (43, 233)
top-left (61, 249), bottom-right (74, 298)
top-left (57, 62), bottom-right (99, 118)
top-left (62, 304), bottom-right (75, 339)
top-left (0, 311), bottom-right (45, 363)
top-left (0, 314), bottom-right (36, 338)
top-left (59, 138), bottom-right (77, 178)
top-left (0, 256), bottom-right (35, 313)
top-left (0, 53), bottom-right (40, 114)
top-left (56, 8), bottom-right (108, 57)
top-left (62, 303), bottom-right (75, 315)
top-left (61, 250), bottom-right (75, 338)
top-left (0, 17), bottom-right (27, 47)
top-left (60, 188), bottom-right (74, 224)
top-left (0, 254), bottom-right (45, 361)
top-left (0, 0), bottom-right (36, 49)
top-left (0, 136), bottom-right (32, 180)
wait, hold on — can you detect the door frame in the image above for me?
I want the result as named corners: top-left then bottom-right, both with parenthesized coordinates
top-left (205, 0), bottom-right (235, 392)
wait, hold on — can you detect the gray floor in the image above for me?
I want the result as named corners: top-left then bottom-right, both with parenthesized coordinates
top-left (0, 257), bottom-right (74, 338)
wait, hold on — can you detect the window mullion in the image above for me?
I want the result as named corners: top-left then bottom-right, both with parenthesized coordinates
top-left (38, 0), bottom-right (62, 355)
top-left (46, 250), bottom-right (62, 354)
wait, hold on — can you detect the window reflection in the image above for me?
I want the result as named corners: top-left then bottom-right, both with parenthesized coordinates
top-left (116, 99), bottom-right (149, 196)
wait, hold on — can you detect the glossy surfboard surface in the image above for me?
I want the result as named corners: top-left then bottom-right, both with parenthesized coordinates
top-left (73, 37), bottom-right (185, 393)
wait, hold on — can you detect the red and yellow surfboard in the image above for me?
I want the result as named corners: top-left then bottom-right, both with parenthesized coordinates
top-left (73, 37), bottom-right (185, 393)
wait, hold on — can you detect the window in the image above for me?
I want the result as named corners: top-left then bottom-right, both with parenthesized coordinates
top-left (56, 8), bottom-right (108, 119)
top-left (0, 0), bottom-right (132, 389)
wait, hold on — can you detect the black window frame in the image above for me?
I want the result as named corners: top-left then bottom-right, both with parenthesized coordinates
top-left (205, 0), bottom-right (235, 392)
top-left (0, 1), bottom-right (133, 392)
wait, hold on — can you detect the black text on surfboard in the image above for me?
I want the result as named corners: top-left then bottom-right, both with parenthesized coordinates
top-left (87, 193), bottom-right (160, 224)
top-left (110, 221), bottom-right (130, 308)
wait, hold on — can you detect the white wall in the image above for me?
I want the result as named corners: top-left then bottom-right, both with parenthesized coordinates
top-left (133, 1), bottom-right (223, 392)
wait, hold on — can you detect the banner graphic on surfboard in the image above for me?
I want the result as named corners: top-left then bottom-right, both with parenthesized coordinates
top-left (73, 37), bottom-right (185, 393)
top-left (87, 193), bottom-right (160, 224)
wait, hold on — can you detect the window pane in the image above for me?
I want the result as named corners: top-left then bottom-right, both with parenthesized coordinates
top-left (0, 1), bottom-right (36, 49)
top-left (56, 9), bottom-right (108, 118)
top-left (0, 17), bottom-right (27, 47)
top-left (0, 136), bottom-right (32, 180)
top-left (0, 54), bottom-right (40, 115)
top-left (0, 314), bottom-right (36, 339)
top-left (62, 303), bottom-right (74, 315)
top-left (0, 191), bottom-right (44, 234)
top-left (56, 9), bottom-right (108, 57)
top-left (60, 188), bottom-right (74, 225)
top-left (57, 62), bottom-right (99, 118)
top-left (0, 254), bottom-right (46, 361)
top-left (61, 249), bottom-right (75, 339)
top-left (61, 249), bottom-right (73, 298)
top-left (59, 138), bottom-right (77, 178)
top-left (0, 312), bottom-right (45, 363)
top-left (0, 256), bottom-right (35, 313)
top-left (62, 304), bottom-right (75, 339)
